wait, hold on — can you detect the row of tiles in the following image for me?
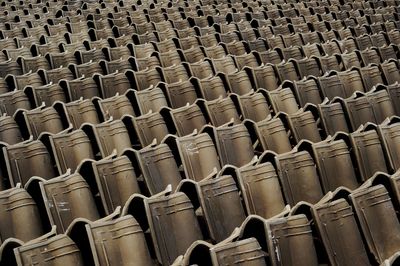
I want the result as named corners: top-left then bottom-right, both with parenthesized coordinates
top-left (1, 30), bottom-right (400, 83)
top-left (0, 99), bottom-right (398, 203)
top-left (0, 35), bottom-right (399, 113)
top-left (0, 4), bottom-right (398, 35)
top-left (0, 57), bottom-right (398, 132)
top-left (1, 0), bottom-right (396, 17)
top-left (0, 134), bottom-right (399, 265)
top-left (0, 8), bottom-right (399, 48)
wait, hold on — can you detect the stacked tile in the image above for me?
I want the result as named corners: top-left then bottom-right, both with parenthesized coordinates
top-left (0, 0), bottom-right (399, 265)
